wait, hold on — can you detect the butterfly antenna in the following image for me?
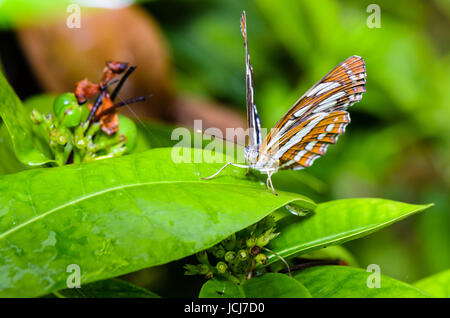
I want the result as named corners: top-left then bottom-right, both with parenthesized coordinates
top-left (262, 247), bottom-right (291, 277)
top-left (240, 11), bottom-right (249, 73)
top-left (240, 11), bottom-right (247, 40)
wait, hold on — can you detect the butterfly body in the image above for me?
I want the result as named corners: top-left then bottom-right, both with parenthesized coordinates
top-left (244, 145), bottom-right (278, 174)
top-left (203, 11), bottom-right (366, 196)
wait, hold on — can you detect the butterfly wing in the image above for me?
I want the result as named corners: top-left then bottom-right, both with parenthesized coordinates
top-left (257, 55), bottom-right (366, 169)
top-left (241, 11), bottom-right (262, 147)
top-left (277, 110), bottom-right (351, 169)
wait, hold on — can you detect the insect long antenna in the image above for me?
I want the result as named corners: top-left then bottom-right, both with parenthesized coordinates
top-left (111, 66), bottom-right (137, 101)
top-left (94, 94), bottom-right (151, 120)
top-left (262, 247), bottom-right (291, 277)
top-left (202, 162), bottom-right (249, 180)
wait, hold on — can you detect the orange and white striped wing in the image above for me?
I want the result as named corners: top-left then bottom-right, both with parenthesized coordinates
top-left (276, 111), bottom-right (351, 170)
top-left (256, 55), bottom-right (365, 169)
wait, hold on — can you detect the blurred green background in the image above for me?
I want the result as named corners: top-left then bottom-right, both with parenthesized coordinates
top-left (0, 0), bottom-right (448, 296)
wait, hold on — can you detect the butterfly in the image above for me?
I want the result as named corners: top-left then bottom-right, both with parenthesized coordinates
top-left (203, 11), bottom-right (366, 195)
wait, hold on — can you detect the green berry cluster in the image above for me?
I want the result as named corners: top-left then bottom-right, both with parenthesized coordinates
top-left (30, 93), bottom-right (137, 166)
top-left (184, 215), bottom-right (279, 283)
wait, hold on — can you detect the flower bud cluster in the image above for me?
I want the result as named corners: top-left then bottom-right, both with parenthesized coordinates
top-left (30, 93), bottom-right (136, 166)
top-left (184, 215), bottom-right (279, 283)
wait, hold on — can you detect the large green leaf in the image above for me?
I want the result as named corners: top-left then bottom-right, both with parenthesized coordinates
top-left (267, 198), bottom-right (432, 264)
top-left (298, 245), bottom-right (359, 267)
top-left (413, 269), bottom-right (450, 298)
top-left (199, 273), bottom-right (311, 298)
top-left (199, 279), bottom-right (243, 298)
top-left (53, 278), bottom-right (159, 298)
top-left (294, 266), bottom-right (431, 298)
top-left (0, 72), bottom-right (52, 166)
top-left (0, 147), bottom-right (314, 297)
top-left (22, 94), bottom-right (56, 114)
top-left (0, 124), bottom-right (27, 175)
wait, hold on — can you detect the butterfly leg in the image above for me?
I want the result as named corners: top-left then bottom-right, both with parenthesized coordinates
top-left (266, 172), bottom-right (278, 196)
top-left (202, 162), bottom-right (248, 180)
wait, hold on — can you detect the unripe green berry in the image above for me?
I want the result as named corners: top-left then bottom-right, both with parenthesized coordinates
top-left (53, 93), bottom-right (78, 119)
top-left (197, 264), bottom-right (209, 275)
top-left (237, 249), bottom-right (249, 261)
top-left (94, 115), bottom-right (137, 154)
top-left (254, 253), bottom-right (268, 265)
top-left (209, 244), bottom-right (226, 259)
top-left (75, 137), bottom-right (87, 149)
top-left (216, 261), bottom-right (228, 274)
top-left (107, 143), bottom-right (127, 157)
top-left (61, 105), bottom-right (82, 128)
top-left (80, 105), bottom-right (90, 122)
top-left (53, 93), bottom-right (83, 128)
top-left (224, 251), bottom-right (236, 263)
top-left (56, 131), bottom-right (68, 145)
top-left (117, 115), bottom-right (137, 153)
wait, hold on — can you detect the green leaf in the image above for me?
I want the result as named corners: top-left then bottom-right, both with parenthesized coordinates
top-left (198, 278), bottom-right (243, 298)
top-left (0, 72), bottom-right (52, 166)
top-left (199, 273), bottom-right (311, 298)
top-left (294, 266), bottom-right (431, 298)
top-left (23, 94), bottom-right (56, 114)
top-left (0, 147), bottom-right (315, 297)
top-left (413, 269), bottom-right (450, 298)
top-left (53, 278), bottom-right (159, 298)
top-left (0, 124), bottom-right (27, 175)
top-left (267, 198), bottom-right (432, 264)
top-left (298, 245), bottom-right (359, 267)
